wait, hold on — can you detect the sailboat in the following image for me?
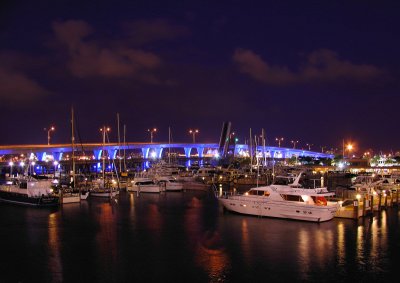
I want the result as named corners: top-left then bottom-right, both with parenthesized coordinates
top-left (61, 107), bottom-right (88, 203)
top-left (89, 125), bottom-right (119, 198)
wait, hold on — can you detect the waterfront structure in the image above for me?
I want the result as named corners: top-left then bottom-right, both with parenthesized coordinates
top-left (0, 142), bottom-right (333, 162)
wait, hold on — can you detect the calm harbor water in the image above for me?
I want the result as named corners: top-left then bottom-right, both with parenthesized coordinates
top-left (0, 190), bottom-right (399, 283)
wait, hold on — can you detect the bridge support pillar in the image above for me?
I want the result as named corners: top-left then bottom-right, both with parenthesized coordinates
top-left (53, 152), bottom-right (63, 162)
top-left (36, 152), bottom-right (46, 162)
top-left (154, 148), bottom-right (163, 159)
top-left (196, 147), bottom-right (204, 158)
top-left (142, 148), bottom-right (150, 159)
top-left (94, 150), bottom-right (102, 160)
top-left (184, 147), bottom-right (192, 158)
top-left (108, 149), bottom-right (117, 160)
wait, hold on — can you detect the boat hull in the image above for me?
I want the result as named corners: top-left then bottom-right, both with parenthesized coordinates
top-left (0, 191), bottom-right (59, 207)
top-left (90, 191), bottom-right (119, 198)
top-left (61, 194), bottom-right (81, 204)
top-left (219, 197), bottom-right (338, 222)
top-left (128, 185), bottom-right (161, 193)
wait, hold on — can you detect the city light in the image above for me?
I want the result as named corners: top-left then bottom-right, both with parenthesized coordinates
top-left (46, 126), bottom-right (55, 145)
top-left (275, 137), bottom-right (284, 147)
top-left (148, 128), bottom-right (157, 143)
top-left (189, 129), bottom-right (199, 143)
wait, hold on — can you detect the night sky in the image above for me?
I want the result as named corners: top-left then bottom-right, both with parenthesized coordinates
top-left (1, 1), bottom-right (399, 154)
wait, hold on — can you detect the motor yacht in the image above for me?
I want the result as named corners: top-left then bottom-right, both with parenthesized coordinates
top-left (0, 177), bottom-right (59, 207)
top-left (218, 171), bottom-right (339, 222)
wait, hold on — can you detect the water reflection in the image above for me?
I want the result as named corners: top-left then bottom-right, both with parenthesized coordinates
top-left (95, 202), bottom-right (117, 275)
top-left (48, 212), bottom-right (62, 282)
top-left (195, 230), bottom-right (230, 283)
top-left (0, 192), bottom-right (398, 283)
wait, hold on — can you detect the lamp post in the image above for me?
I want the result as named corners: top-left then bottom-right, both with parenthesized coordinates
top-left (189, 129), bottom-right (199, 143)
top-left (346, 144), bottom-right (353, 159)
top-left (148, 128), bottom-right (157, 143)
top-left (321, 146), bottom-right (326, 153)
top-left (306, 143), bottom-right (313, 151)
top-left (275, 137), bottom-right (284, 147)
top-left (46, 126), bottom-right (55, 145)
top-left (9, 161), bottom-right (13, 178)
top-left (291, 140), bottom-right (299, 149)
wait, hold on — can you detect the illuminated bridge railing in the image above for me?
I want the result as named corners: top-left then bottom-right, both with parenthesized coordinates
top-left (0, 143), bottom-right (334, 162)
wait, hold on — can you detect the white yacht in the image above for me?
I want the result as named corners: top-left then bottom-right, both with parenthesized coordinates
top-left (128, 177), bottom-right (161, 193)
top-left (218, 171), bottom-right (339, 222)
top-left (0, 177), bottom-right (59, 207)
top-left (156, 176), bottom-right (184, 192)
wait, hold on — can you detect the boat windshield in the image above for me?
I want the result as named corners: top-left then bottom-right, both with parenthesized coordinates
top-left (273, 177), bottom-right (295, 185)
top-left (247, 190), bottom-right (269, 196)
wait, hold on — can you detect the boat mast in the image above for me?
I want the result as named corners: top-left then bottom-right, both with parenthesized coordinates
top-left (102, 126), bottom-right (106, 188)
top-left (168, 126), bottom-right (171, 164)
top-left (123, 124), bottom-right (126, 172)
top-left (71, 106), bottom-right (76, 189)
top-left (249, 128), bottom-right (253, 173)
top-left (117, 113), bottom-right (121, 173)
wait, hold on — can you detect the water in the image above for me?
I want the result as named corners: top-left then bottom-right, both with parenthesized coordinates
top-left (0, 190), bottom-right (399, 283)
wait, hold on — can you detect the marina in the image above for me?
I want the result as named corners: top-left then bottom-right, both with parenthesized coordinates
top-left (2, 1), bottom-right (400, 282)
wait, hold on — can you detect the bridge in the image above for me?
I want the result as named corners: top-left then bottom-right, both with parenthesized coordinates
top-left (0, 142), bottom-right (333, 162)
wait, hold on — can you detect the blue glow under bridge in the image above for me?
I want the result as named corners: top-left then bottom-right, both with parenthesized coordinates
top-left (0, 143), bottom-right (333, 162)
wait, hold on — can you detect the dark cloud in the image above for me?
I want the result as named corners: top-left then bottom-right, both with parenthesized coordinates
top-left (233, 48), bottom-right (383, 85)
top-left (122, 18), bottom-right (190, 45)
top-left (52, 20), bottom-right (162, 81)
top-left (0, 67), bottom-right (50, 102)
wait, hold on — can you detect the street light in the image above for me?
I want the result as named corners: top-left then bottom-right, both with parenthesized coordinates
top-left (148, 128), bottom-right (157, 143)
top-left (275, 137), bottom-right (284, 147)
top-left (99, 126), bottom-right (111, 144)
top-left (189, 129), bottom-right (199, 143)
top-left (46, 126), bottom-right (55, 145)
top-left (306, 143), bottom-right (313, 151)
top-left (291, 140), bottom-right (299, 149)
top-left (346, 143), bottom-right (353, 159)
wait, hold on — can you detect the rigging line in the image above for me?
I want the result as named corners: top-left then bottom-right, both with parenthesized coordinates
top-left (73, 109), bottom-right (90, 174)
top-left (105, 130), bottom-right (120, 185)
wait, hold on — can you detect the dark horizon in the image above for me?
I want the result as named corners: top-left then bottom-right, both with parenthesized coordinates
top-left (1, 1), bottom-right (399, 154)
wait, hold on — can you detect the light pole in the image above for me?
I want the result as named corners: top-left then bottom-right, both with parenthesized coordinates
top-left (291, 140), bottom-right (299, 149)
top-left (321, 146), bottom-right (326, 153)
top-left (306, 143), bottom-right (313, 151)
top-left (148, 128), bottom-right (157, 143)
top-left (9, 161), bottom-right (13, 178)
top-left (46, 126), bottom-right (55, 145)
top-left (346, 144), bottom-right (353, 159)
top-left (189, 129), bottom-right (199, 143)
top-left (275, 137), bottom-right (284, 147)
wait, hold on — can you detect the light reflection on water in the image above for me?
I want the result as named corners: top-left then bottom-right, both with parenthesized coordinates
top-left (47, 212), bottom-right (62, 282)
top-left (0, 191), bottom-right (399, 282)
